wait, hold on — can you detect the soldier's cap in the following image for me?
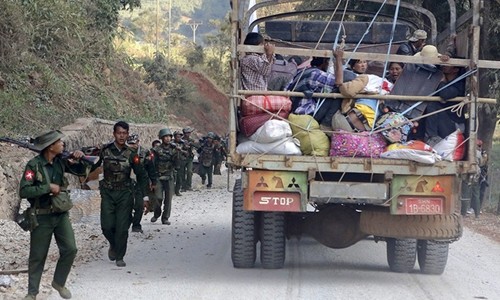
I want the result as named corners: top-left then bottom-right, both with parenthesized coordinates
top-left (127, 133), bottom-right (139, 144)
top-left (173, 130), bottom-right (183, 136)
top-left (32, 130), bottom-right (65, 151)
top-left (409, 29), bottom-right (427, 42)
top-left (207, 132), bottom-right (216, 139)
top-left (182, 127), bottom-right (194, 133)
top-left (158, 128), bottom-right (173, 138)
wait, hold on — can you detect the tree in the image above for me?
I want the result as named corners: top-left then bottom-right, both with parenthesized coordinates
top-left (185, 44), bottom-right (204, 68)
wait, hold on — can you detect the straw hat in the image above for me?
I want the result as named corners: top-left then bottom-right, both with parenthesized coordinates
top-left (32, 130), bottom-right (65, 151)
top-left (408, 29), bottom-right (427, 42)
top-left (414, 45), bottom-right (442, 58)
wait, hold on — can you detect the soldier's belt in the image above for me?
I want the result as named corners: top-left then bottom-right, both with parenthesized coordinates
top-left (99, 180), bottom-right (132, 190)
top-left (34, 207), bottom-right (55, 215)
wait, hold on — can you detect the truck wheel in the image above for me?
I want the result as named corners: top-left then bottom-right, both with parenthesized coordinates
top-left (360, 210), bottom-right (462, 240)
top-left (417, 240), bottom-right (449, 275)
top-left (231, 179), bottom-right (256, 268)
top-left (387, 238), bottom-right (417, 273)
top-left (260, 212), bottom-right (286, 269)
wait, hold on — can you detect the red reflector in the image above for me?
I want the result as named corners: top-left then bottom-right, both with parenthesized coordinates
top-left (431, 181), bottom-right (444, 193)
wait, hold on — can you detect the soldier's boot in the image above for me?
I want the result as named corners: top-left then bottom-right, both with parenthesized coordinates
top-left (52, 281), bottom-right (72, 299)
top-left (116, 260), bottom-right (126, 267)
top-left (161, 213), bottom-right (171, 225)
top-left (23, 294), bottom-right (36, 300)
top-left (151, 216), bottom-right (158, 223)
top-left (108, 247), bottom-right (116, 261)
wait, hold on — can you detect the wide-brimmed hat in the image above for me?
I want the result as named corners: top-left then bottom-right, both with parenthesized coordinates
top-left (414, 45), bottom-right (442, 58)
top-left (32, 130), bottom-right (65, 151)
top-left (408, 29), bottom-right (427, 42)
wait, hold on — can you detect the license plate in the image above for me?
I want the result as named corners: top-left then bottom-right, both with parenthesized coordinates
top-left (405, 198), bottom-right (443, 215)
top-left (251, 191), bottom-right (302, 212)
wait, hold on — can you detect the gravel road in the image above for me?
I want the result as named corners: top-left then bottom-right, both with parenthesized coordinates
top-left (2, 169), bottom-right (500, 300)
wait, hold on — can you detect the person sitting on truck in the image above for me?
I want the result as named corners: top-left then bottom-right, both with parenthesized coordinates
top-left (240, 32), bottom-right (275, 90)
top-left (386, 62), bottom-right (404, 83)
top-left (396, 29), bottom-right (427, 56)
top-left (346, 59), bottom-right (368, 74)
top-left (423, 63), bottom-right (467, 146)
top-left (286, 49), bottom-right (344, 126)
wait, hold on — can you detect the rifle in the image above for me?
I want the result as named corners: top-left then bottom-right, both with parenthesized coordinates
top-left (0, 137), bottom-right (99, 164)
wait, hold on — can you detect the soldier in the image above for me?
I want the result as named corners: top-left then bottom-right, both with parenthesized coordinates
top-left (181, 127), bottom-right (197, 191)
top-left (126, 134), bottom-right (157, 233)
top-left (197, 132), bottom-right (216, 188)
top-left (150, 128), bottom-right (180, 225)
top-left (20, 130), bottom-right (91, 300)
top-left (213, 134), bottom-right (227, 175)
top-left (172, 130), bottom-right (186, 196)
top-left (91, 121), bottom-right (149, 267)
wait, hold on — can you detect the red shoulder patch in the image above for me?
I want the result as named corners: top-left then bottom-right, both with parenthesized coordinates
top-left (148, 152), bottom-right (154, 161)
top-left (24, 170), bottom-right (35, 181)
top-left (133, 154), bottom-right (140, 165)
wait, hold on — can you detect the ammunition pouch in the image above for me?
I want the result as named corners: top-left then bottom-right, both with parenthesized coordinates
top-left (51, 190), bottom-right (73, 213)
top-left (16, 208), bottom-right (39, 232)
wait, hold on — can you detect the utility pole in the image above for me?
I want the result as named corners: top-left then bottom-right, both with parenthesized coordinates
top-left (155, 0), bottom-right (159, 54)
top-left (168, 0), bottom-right (172, 62)
top-left (188, 21), bottom-right (202, 44)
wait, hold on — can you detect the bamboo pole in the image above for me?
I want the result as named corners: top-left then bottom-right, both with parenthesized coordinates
top-left (237, 45), bottom-right (500, 70)
top-left (235, 90), bottom-right (497, 104)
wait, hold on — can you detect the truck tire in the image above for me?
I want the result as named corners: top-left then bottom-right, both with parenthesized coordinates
top-left (260, 212), bottom-right (286, 269)
top-left (417, 240), bottom-right (449, 275)
top-left (387, 238), bottom-right (417, 273)
top-left (231, 179), bottom-right (257, 268)
top-left (360, 210), bottom-right (462, 240)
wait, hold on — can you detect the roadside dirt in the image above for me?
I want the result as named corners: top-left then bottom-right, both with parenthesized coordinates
top-left (462, 212), bottom-right (500, 243)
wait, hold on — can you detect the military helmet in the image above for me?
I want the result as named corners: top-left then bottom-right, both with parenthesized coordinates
top-left (207, 132), bottom-right (216, 139)
top-left (158, 128), bottom-right (173, 138)
top-left (183, 127), bottom-right (194, 134)
top-left (127, 133), bottom-right (139, 144)
top-left (173, 130), bottom-right (183, 136)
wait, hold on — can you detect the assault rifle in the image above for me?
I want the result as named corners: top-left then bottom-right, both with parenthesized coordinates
top-left (0, 137), bottom-right (99, 164)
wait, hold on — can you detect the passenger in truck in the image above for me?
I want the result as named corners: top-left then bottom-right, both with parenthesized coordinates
top-left (285, 48), bottom-right (344, 128)
top-left (240, 32), bottom-right (275, 90)
top-left (396, 29), bottom-right (427, 56)
top-left (386, 62), bottom-right (404, 83)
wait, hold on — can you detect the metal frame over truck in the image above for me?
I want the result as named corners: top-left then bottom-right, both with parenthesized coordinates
top-left (228, 0), bottom-right (499, 274)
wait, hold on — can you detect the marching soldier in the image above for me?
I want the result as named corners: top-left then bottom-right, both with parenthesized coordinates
top-left (198, 132), bottom-right (216, 188)
top-left (91, 121), bottom-right (149, 267)
top-left (181, 127), bottom-right (197, 191)
top-left (213, 134), bottom-right (227, 175)
top-left (20, 130), bottom-right (91, 300)
top-left (126, 134), bottom-right (156, 233)
top-left (173, 130), bottom-right (186, 196)
top-left (150, 128), bottom-right (180, 225)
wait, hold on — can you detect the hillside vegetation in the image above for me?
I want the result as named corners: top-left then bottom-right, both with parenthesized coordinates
top-left (0, 0), bottom-right (229, 137)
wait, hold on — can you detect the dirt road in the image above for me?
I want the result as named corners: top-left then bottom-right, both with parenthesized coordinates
top-left (38, 172), bottom-right (500, 300)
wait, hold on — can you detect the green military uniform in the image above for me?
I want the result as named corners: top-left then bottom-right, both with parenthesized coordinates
top-left (151, 130), bottom-right (179, 224)
top-left (213, 135), bottom-right (227, 175)
top-left (19, 131), bottom-right (91, 298)
top-left (173, 131), bottom-right (186, 196)
top-left (131, 144), bottom-right (156, 232)
top-left (92, 142), bottom-right (148, 264)
top-left (182, 127), bottom-right (198, 191)
top-left (198, 132), bottom-right (216, 188)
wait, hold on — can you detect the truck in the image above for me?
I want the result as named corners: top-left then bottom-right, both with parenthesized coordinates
top-left (228, 0), bottom-right (498, 274)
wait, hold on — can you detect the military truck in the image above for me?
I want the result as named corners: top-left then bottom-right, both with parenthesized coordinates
top-left (228, 0), bottom-right (498, 274)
